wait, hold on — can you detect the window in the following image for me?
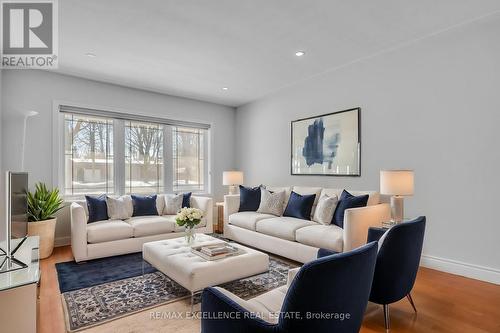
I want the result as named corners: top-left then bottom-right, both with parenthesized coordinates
top-left (125, 121), bottom-right (164, 194)
top-left (172, 127), bottom-right (205, 192)
top-left (59, 107), bottom-right (209, 197)
top-left (64, 114), bottom-right (113, 195)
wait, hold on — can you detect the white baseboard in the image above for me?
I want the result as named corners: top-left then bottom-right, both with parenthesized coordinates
top-left (54, 236), bottom-right (71, 247)
top-left (421, 254), bottom-right (500, 285)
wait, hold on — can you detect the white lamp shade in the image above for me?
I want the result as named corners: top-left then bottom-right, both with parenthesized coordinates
top-left (223, 171), bottom-right (244, 186)
top-left (380, 170), bottom-right (414, 196)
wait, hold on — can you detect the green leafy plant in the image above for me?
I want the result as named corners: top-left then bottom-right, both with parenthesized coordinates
top-left (27, 183), bottom-right (65, 222)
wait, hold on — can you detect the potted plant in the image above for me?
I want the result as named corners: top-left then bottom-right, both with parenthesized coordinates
top-left (27, 183), bottom-right (65, 259)
top-left (175, 207), bottom-right (203, 245)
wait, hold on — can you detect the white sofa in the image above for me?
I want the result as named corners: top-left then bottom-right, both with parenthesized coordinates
top-left (224, 186), bottom-right (390, 263)
top-left (70, 195), bottom-right (213, 262)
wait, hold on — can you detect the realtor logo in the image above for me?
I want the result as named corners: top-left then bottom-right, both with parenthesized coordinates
top-left (1, 0), bottom-right (58, 68)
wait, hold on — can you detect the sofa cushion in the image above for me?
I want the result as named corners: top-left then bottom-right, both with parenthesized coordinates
top-left (332, 190), bottom-right (369, 228)
top-left (247, 285), bottom-right (288, 323)
top-left (87, 220), bottom-right (134, 243)
top-left (228, 212), bottom-right (275, 231)
top-left (291, 186), bottom-right (322, 216)
top-left (257, 188), bottom-right (286, 216)
top-left (131, 194), bottom-right (158, 217)
top-left (85, 195), bottom-right (109, 223)
top-left (312, 193), bottom-right (338, 225)
top-left (295, 224), bottom-right (344, 252)
top-left (320, 188), bottom-right (380, 206)
top-left (238, 185), bottom-right (262, 212)
top-left (256, 217), bottom-right (317, 241)
top-left (182, 192), bottom-right (192, 208)
top-left (283, 191), bottom-right (316, 220)
top-left (106, 196), bottom-right (133, 220)
top-left (125, 216), bottom-right (176, 237)
top-left (164, 194), bottom-right (183, 214)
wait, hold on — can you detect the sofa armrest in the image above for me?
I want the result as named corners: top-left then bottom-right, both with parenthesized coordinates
top-left (70, 202), bottom-right (88, 262)
top-left (191, 196), bottom-right (213, 232)
top-left (287, 267), bottom-right (300, 288)
top-left (223, 194), bottom-right (240, 226)
top-left (343, 203), bottom-right (391, 252)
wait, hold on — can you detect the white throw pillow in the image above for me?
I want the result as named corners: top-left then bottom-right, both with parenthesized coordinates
top-left (257, 188), bottom-right (285, 216)
top-left (313, 194), bottom-right (338, 225)
top-left (164, 194), bottom-right (183, 215)
top-left (106, 196), bottom-right (133, 220)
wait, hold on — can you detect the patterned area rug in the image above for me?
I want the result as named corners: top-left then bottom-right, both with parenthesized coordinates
top-left (61, 257), bottom-right (296, 332)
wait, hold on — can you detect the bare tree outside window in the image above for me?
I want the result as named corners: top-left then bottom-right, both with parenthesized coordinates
top-left (125, 121), bottom-right (164, 193)
top-left (64, 114), bottom-right (113, 195)
top-left (173, 127), bottom-right (204, 192)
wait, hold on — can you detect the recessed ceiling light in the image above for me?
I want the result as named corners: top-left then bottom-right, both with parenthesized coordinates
top-left (85, 53), bottom-right (97, 58)
top-left (295, 50), bottom-right (305, 57)
top-left (222, 87), bottom-right (229, 91)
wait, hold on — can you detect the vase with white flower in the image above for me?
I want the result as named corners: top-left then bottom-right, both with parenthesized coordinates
top-left (175, 207), bottom-right (204, 245)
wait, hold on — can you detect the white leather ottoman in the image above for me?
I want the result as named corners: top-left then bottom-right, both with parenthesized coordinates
top-left (142, 234), bottom-right (269, 309)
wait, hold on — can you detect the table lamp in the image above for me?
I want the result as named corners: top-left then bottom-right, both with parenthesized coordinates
top-left (380, 170), bottom-right (414, 223)
top-left (223, 171), bottom-right (244, 195)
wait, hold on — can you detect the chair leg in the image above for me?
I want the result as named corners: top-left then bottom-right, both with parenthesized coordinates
top-left (407, 293), bottom-right (417, 313)
top-left (383, 304), bottom-right (390, 331)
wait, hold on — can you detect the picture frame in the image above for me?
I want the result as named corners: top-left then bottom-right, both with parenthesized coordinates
top-left (290, 107), bottom-right (361, 176)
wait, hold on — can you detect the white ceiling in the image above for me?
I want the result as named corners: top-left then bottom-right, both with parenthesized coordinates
top-left (57, 0), bottom-right (500, 107)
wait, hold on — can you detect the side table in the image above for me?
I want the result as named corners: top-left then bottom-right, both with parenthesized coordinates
top-left (215, 202), bottom-right (224, 234)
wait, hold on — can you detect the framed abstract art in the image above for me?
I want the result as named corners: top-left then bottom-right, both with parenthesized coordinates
top-left (290, 107), bottom-right (361, 176)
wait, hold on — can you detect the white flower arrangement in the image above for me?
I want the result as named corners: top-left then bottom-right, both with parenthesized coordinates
top-left (175, 207), bottom-right (203, 229)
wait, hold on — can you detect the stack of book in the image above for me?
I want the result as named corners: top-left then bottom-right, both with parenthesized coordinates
top-left (191, 242), bottom-right (241, 261)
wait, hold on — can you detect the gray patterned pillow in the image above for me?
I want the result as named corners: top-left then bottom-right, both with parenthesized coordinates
top-left (164, 194), bottom-right (183, 215)
top-left (106, 196), bottom-right (133, 220)
top-left (313, 194), bottom-right (338, 224)
top-left (257, 188), bottom-right (285, 216)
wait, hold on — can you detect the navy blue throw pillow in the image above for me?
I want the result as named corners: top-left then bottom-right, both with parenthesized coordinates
top-left (182, 192), bottom-right (192, 208)
top-left (85, 195), bottom-right (108, 223)
top-left (283, 191), bottom-right (316, 220)
top-left (332, 190), bottom-right (369, 228)
top-left (131, 194), bottom-right (158, 216)
top-left (238, 185), bottom-right (261, 212)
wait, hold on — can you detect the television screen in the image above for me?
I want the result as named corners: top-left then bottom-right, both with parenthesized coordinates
top-left (9, 172), bottom-right (28, 253)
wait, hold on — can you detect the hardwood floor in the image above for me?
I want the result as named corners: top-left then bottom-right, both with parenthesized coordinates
top-left (39, 246), bottom-right (500, 333)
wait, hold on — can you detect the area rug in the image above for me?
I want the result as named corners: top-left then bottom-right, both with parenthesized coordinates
top-left (56, 252), bottom-right (156, 293)
top-left (60, 257), bottom-right (297, 332)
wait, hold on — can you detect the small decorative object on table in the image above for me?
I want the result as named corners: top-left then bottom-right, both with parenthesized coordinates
top-left (175, 207), bottom-right (203, 245)
top-left (191, 242), bottom-right (242, 261)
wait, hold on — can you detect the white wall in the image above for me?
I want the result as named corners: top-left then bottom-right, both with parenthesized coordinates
top-left (236, 14), bottom-right (500, 281)
top-left (1, 70), bottom-right (235, 244)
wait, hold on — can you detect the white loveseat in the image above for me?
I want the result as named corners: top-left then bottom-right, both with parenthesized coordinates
top-left (224, 186), bottom-right (390, 263)
top-left (70, 195), bottom-right (213, 262)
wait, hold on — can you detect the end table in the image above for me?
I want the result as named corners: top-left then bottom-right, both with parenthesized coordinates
top-left (215, 202), bottom-right (224, 234)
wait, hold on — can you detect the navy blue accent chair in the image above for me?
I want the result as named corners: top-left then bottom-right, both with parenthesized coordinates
top-left (369, 216), bottom-right (426, 331)
top-left (200, 242), bottom-right (378, 333)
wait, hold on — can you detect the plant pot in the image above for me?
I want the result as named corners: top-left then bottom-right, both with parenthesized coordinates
top-left (27, 218), bottom-right (57, 259)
